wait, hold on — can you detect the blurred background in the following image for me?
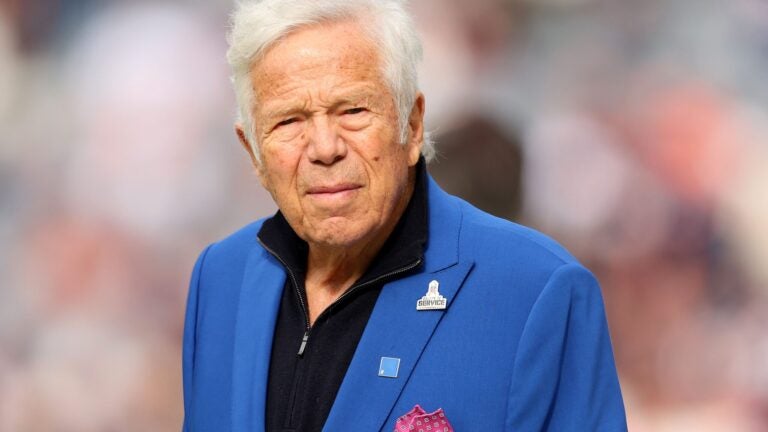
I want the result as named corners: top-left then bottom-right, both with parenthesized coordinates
top-left (1, 0), bottom-right (767, 430)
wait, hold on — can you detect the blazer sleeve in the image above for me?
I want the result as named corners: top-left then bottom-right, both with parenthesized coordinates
top-left (182, 244), bottom-right (213, 432)
top-left (505, 263), bottom-right (627, 431)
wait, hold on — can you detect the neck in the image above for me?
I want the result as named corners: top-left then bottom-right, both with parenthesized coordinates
top-left (305, 240), bottom-right (382, 296)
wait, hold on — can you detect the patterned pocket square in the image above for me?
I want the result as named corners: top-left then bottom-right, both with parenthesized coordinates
top-left (394, 404), bottom-right (454, 432)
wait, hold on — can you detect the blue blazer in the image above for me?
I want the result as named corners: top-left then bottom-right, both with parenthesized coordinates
top-left (182, 175), bottom-right (627, 431)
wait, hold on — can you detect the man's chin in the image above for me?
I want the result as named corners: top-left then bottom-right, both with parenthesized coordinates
top-left (304, 218), bottom-right (373, 250)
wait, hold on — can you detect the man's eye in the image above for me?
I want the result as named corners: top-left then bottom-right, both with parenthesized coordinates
top-left (276, 118), bottom-right (297, 128)
top-left (344, 107), bottom-right (366, 115)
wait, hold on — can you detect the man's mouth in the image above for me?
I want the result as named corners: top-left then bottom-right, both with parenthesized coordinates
top-left (305, 184), bottom-right (363, 207)
top-left (306, 184), bottom-right (362, 195)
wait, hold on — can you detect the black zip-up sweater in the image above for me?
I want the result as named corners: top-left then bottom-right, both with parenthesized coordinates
top-left (259, 161), bottom-right (428, 432)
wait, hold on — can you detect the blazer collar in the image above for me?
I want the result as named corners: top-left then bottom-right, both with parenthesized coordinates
top-left (421, 174), bottom-right (463, 273)
top-left (231, 246), bottom-right (285, 432)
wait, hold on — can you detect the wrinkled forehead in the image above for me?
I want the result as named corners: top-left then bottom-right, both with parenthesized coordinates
top-left (250, 21), bottom-right (389, 102)
top-left (256, 20), bottom-right (381, 78)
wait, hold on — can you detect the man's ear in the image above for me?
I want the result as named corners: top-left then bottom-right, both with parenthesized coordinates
top-left (235, 123), bottom-right (267, 188)
top-left (406, 92), bottom-right (426, 166)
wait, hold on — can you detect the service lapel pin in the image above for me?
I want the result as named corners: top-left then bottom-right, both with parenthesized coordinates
top-left (416, 280), bottom-right (447, 311)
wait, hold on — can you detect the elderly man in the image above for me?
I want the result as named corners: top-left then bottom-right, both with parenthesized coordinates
top-left (182, 0), bottom-right (626, 431)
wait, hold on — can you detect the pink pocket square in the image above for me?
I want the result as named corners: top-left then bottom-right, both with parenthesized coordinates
top-left (394, 404), bottom-right (454, 432)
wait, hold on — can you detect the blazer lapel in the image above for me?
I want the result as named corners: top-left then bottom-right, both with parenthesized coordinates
top-left (231, 247), bottom-right (285, 432)
top-left (324, 175), bottom-right (472, 432)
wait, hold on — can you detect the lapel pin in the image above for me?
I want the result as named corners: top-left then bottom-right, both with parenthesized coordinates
top-left (379, 356), bottom-right (400, 378)
top-left (416, 280), bottom-right (447, 311)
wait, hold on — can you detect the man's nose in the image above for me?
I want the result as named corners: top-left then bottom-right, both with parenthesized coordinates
top-left (306, 116), bottom-right (347, 165)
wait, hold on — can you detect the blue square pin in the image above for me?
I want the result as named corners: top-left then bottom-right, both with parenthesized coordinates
top-left (378, 356), bottom-right (400, 378)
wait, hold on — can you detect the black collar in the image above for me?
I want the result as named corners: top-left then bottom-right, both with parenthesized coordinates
top-left (257, 158), bottom-right (428, 286)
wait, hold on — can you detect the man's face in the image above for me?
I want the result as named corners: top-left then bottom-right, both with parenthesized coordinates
top-left (240, 21), bottom-right (424, 249)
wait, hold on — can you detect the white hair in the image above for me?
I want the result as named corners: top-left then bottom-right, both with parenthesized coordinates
top-left (226, 0), bottom-right (434, 163)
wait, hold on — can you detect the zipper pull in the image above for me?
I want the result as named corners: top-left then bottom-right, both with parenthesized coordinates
top-left (297, 331), bottom-right (309, 356)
